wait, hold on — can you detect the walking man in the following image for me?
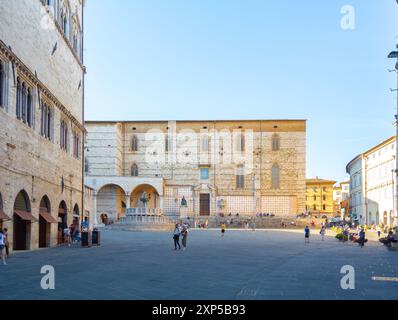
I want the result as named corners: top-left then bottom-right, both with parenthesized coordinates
top-left (304, 226), bottom-right (310, 244)
top-left (181, 225), bottom-right (189, 251)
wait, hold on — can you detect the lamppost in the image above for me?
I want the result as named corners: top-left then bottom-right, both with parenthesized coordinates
top-left (388, 44), bottom-right (398, 227)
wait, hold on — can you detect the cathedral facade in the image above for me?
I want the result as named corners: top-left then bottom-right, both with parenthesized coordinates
top-left (84, 120), bottom-right (306, 224)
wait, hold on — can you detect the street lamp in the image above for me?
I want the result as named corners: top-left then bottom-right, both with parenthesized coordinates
top-left (388, 44), bottom-right (398, 227)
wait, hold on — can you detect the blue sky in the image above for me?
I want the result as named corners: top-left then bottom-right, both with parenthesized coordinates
top-left (84, 0), bottom-right (398, 182)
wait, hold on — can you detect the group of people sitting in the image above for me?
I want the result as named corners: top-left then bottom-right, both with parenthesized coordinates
top-left (256, 213), bottom-right (275, 217)
top-left (379, 230), bottom-right (398, 248)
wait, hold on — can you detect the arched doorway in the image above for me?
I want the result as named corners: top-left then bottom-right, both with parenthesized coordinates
top-left (383, 211), bottom-right (388, 226)
top-left (58, 201), bottom-right (68, 245)
top-left (376, 211), bottom-right (380, 225)
top-left (131, 184), bottom-right (159, 209)
top-left (97, 184), bottom-right (126, 223)
top-left (73, 204), bottom-right (80, 227)
top-left (39, 196), bottom-right (52, 248)
top-left (13, 190), bottom-right (34, 250)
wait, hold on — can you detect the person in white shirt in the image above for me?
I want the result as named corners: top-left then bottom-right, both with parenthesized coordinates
top-left (0, 229), bottom-right (7, 265)
top-left (173, 224), bottom-right (181, 250)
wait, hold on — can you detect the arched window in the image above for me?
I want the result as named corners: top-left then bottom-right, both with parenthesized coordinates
top-left (131, 164), bottom-right (138, 177)
top-left (21, 83), bottom-right (26, 122)
top-left (131, 135), bottom-right (138, 151)
top-left (272, 134), bottom-right (280, 151)
top-left (16, 78), bottom-right (21, 119)
top-left (271, 164), bottom-right (280, 189)
top-left (26, 88), bottom-right (32, 127)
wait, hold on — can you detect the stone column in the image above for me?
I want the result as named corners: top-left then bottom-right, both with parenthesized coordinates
top-left (93, 192), bottom-right (98, 227)
top-left (126, 192), bottom-right (131, 215)
top-left (158, 195), bottom-right (163, 214)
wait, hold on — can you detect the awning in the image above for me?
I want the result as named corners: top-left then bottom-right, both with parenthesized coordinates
top-left (14, 210), bottom-right (37, 222)
top-left (0, 209), bottom-right (10, 221)
top-left (39, 212), bottom-right (58, 224)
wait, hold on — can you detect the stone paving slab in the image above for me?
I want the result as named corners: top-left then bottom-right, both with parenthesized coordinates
top-left (0, 229), bottom-right (398, 300)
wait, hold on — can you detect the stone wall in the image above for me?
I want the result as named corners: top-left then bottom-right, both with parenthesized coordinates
top-left (0, 0), bottom-right (84, 251)
top-left (86, 120), bottom-right (306, 217)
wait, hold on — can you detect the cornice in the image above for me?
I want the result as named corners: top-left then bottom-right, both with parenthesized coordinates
top-left (0, 39), bottom-right (86, 133)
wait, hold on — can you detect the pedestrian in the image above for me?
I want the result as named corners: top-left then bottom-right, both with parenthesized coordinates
top-left (81, 217), bottom-right (89, 232)
top-left (64, 225), bottom-right (71, 247)
top-left (221, 223), bottom-right (226, 237)
top-left (173, 224), bottom-right (181, 250)
top-left (376, 225), bottom-right (381, 239)
top-left (304, 226), bottom-right (310, 243)
top-left (3, 228), bottom-right (9, 258)
top-left (358, 228), bottom-right (366, 248)
top-left (320, 226), bottom-right (326, 241)
top-left (181, 225), bottom-right (188, 251)
top-left (0, 229), bottom-right (7, 265)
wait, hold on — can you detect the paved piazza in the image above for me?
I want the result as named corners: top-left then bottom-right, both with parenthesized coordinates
top-left (1, 229), bottom-right (398, 300)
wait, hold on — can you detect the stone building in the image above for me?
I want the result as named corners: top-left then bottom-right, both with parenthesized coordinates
top-left (305, 178), bottom-right (336, 216)
top-left (0, 0), bottom-right (85, 251)
top-left (84, 120), bottom-right (306, 225)
top-left (347, 136), bottom-right (396, 226)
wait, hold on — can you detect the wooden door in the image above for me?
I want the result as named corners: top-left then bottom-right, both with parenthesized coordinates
top-left (13, 215), bottom-right (27, 250)
top-left (200, 194), bottom-right (210, 216)
top-left (39, 217), bottom-right (47, 248)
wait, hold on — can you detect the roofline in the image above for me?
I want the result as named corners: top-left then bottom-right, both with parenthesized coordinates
top-left (345, 136), bottom-right (396, 174)
top-left (346, 154), bottom-right (363, 174)
top-left (363, 136), bottom-right (396, 156)
top-left (306, 179), bottom-right (337, 184)
top-left (85, 119), bottom-right (308, 124)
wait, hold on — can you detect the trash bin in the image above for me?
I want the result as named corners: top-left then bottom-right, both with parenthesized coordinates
top-left (92, 230), bottom-right (101, 246)
top-left (81, 231), bottom-right (92, 247)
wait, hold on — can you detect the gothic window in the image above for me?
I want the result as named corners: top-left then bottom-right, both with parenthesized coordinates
top-left (0, 60), bottom-right (4, 107)
top-left (60, 119), bottom-right (69, 151)
top-left (73, 131), bottom-right (80, 159)
top-left (131, 163), bottom-right (138, 177)
top-left (131, 135), bottom-right (138, 152)
top-left (272, 134), bottom-right (280, 151)
top-left (271, 164), bottom-right (280, 189)
top-left (16, 79), bottom-right (33, 127)
top-left (16, 78), bottom-right (21, 119)
top-left (41, 102), bottom-right (53, 140)
top-left (26, 88), bottom-right (33, 127)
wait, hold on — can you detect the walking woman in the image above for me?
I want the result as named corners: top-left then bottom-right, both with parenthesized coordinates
top-left (181, 225), bottom-right (189, 251)
top-left (320, 226), bottom-right (326, 241)
top-left (0, 229), bottom-right (7, 265)
top-left (173, 224), bottom-right (181, 250)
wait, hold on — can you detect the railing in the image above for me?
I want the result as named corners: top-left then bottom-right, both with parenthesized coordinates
top-left (119, 215), bottom-right (171, 225)
top-left (126, 208), bottom-right (162, 215)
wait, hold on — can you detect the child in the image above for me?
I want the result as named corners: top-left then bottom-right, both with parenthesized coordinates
top-left (221, 223), bottom-right (226, 237)
top-left (305, 226), bottom-right (310, 243)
